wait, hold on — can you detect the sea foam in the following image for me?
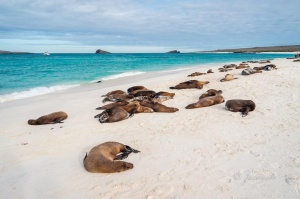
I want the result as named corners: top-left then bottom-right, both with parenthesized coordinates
top-left (0, 84), bottom-right (80, 103)
top-left (101, 71), bottom-right (145, 81)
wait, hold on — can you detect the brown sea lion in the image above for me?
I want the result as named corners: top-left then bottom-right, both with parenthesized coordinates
top-left (139, 101), bottom-right (179, 113)
top-left (102, 90), bottom-right (126, 97)
top-left (225, 99), bottom-right (256, 117)
top-left (102, 93), bottom-right (134, 103)
top-left (259, 60), bottom-right (271, 64)
top-left (170, 80), bottom-right (210, 89)
top-left (133, 90), bottom-right (156, 98)
top-left (151, 91), bottom-right (175, 103)
top-left (236, 63), bottom-right (250, 69)
top-left (199, 89), bottom-right (222, 99)
top-left (241, 68), bottom-right (262, 75)
top-left (223, 64), bottom-right (237, 69)
top-left (220, 74), bottom-right (238, 82)
top-left (121, 101), bottom-right (154, 113)
top-left (186, 95), bottom-right (225, 109)
top-left (188, 72), bottom-right (206, 77)
top-left (96, 101), bottom-right (129, 110)
top-left (218, 68), bottom-right (232, 72)
top-left (293, 59), bottom-right (300, 62)
top-left (207, 69), bottom-right (214, 73)
top-left (28, 111), bottom-right (68, 125)
top-left (127, 86), bottom-right (147, 94)
top-left (94, 107), bottom-right (134, 123)
top-left (253, 64), bottom-right (277, 71)
top-left (83, 142), bottom-right (140, 173)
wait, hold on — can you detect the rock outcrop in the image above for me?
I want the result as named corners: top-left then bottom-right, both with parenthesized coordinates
top-left (95, 49), bottom-right (110, 54)
top-left (167, 50), bottom-right (180, 53)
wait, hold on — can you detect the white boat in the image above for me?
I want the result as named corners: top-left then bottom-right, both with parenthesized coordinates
top-left (43, 51), bottom-right (50, 56)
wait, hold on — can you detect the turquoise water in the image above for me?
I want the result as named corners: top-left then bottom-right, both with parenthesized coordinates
top-left (0, 53), bottom-right (293, 102)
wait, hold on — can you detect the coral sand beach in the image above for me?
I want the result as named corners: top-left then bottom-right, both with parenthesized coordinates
top-left (0, 56), bottom-right (300, 198)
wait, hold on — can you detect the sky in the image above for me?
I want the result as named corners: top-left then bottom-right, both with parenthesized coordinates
top-left (0, 0), bottom-right (299, 53)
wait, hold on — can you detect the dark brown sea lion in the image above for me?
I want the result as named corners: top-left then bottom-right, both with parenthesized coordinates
top-left (96, 101), bottom-right (129, 110)
top-left (218, 68), bottom-right (232, 72)
top-left (225, 99), bottom-right (256, 117)
top-left (293, 59), bottom-right (300, 62)
top-left (94, 107), bottom-right (134, 123)
top-left (102, 90), bottom-right (126, 97)
top-left (127, 86), bottom-right (147, 94)
top-left (199, 89), bottom-right (222, 99)
top-left (133, 90), bottom-right (156, 98)
top-left (220, 74), bottom-right (238, 82)
top-left (223, 64), bottom-right (237, 69)
top-left (121, 101), bottom-right (154, 113)
top-left (170, 80), bottom-right (210, 89)
top-left (28, 111), bottom-right (68, 125)
top-left (187, 72), bottom-right (206, 77)
top-left (83, 142), bottom-right (140, 173)
top-left (253, 64), bottom-right (277, 71)
top-left (186, 95), bottom-right (225, 109)
top-left (236, 63), bottom-right (250, 69)
top-left (241, 68), bottom-right (262, 75)
top-left (139, 101), bottom-right (179, 113)
top-left (207, 69), bottom-right (214, 73)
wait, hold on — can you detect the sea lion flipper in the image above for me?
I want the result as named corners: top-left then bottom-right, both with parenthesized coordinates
top-left (125, 145), bottom-right (140, 153)
top-left (114, 152), bottom-right (129, 160)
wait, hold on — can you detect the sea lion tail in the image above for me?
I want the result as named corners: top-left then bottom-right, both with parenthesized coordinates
top-left (125, 145), bottom-right (141, 153)
top-left (95, 107), bottom-right (103, 110)
top-left (169, 87), bottom-right (175, 89)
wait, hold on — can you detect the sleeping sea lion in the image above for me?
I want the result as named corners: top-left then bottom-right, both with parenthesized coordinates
top-left (218, 68), bottom-right (232, 72)
top-left (151, 91), bottom-right (175, 102)
top-left (223, 64), bottom-right (237, 69)
top-left (94, 107), bottom-right (134, 123)
top-left (207, 69), bottom-right (214, 73)
top-left (236, 64), bottom-right (250, 69)
top-left (188, 72), bottom-right (206, 77)
top-left (253, 64), bottom-right (277, 71)
top-left (96, 101), bottom-right (129, 110)
top-left (102, 94), bottom-right (134, 103)
top-left (28, 111), bottom-right (68, 125)
top-left (220, 74), bottom-right (238, 82)
top-left (185, 95), bottom-right (225, 109)
top-left (199, 89), bottom-right (222, 99)
top-left (170, 80), bottom-right (210, 89)
top-left (139, 101), bottom-right (179, 113)
top-left (225, 99), bottom-right (256, 117)
top-left (127, 86), bottom-right (147, 94)
top-left (102, 90), bottom-right (126, 97)
top-left (84, 141), bottom-right (140, 173)
top-left (241, 68), bottom-right (262, 75)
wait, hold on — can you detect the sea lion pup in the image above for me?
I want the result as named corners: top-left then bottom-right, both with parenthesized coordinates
top-left (139, 100), bottom-right (179, 113)
top-left (207, 69), bottom-right (214, 73)
top-left (83, 142), bottom-right (140, 173)
top-left (199, 89), bottom-right (222, 99)
top-left (96, 101), bottom-right (129, 110)
top-left (225, 99), bottom-right (256, 117)
top-left (94, 107), bottom-right (134, 123)
top-left (28, 111), bottom-right (68, 125)
top-left (169, 80), bottom-right (210, 89)
top-left (101, 90), bottom-right (126, 97)
top-left (236, 63), bottom-right (250, 69)
top-left (187, 72), bottom-right (206, 77)
top-left (241, 68), bottom-right (262, 75)
top-left (151, 91), bottom-right (175, 102)
top-left (102, 94), bottom-right (134, 103)
top-left (220, 74), bottom-right (238, 82)
top-left (185, 95), bottom-right (225, 109)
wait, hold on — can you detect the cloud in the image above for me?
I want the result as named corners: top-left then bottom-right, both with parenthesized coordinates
top-left (0, 0), bottom-right (299, 52)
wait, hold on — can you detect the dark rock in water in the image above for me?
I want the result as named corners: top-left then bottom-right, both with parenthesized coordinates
top-left (96, 81), bottom-right (102, 83)
top-left (95, 49), bottom-right (110, 54)
top-left (0, 50), bottom-right (31, 54)
top-left (167, 50), bottom-right (180, 53)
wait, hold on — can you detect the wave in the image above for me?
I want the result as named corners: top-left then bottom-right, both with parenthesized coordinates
top-left (0, 84), bottom-right (80, 103)
top-left (101, 71), bottom-right (145, 81)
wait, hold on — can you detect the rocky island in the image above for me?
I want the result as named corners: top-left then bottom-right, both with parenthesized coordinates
top-left (167, 50), bottom-right (180, 53)
top-left (95, 49), bottom-right (110, 54)
top-left (0, 50), bottom-right (31, 54)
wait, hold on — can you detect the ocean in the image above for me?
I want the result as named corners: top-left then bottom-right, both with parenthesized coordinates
top-left (0, 53), bottom-right (293, 103)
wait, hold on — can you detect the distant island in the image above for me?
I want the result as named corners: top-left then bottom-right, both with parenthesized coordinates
top-left (167, 50), bottom-right (180, 53)
top-left (95, 49), bottom-right (110, 54)
top-left (197, 45), bottom-right (300, 53)
top-left (0, 50), bottom-right (31, 54)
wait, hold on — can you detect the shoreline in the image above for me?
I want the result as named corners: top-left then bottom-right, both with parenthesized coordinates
top-left (1, 57), bottom-right (300, 198)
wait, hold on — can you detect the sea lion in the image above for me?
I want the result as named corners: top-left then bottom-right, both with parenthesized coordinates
top-left (218, 68), bottom-right (232, 72)
top-left (207, 69), bottom-right (214, 73)
top-left (133, 90), bottom-right (156, 98)
top-left (96, 101), bottom-right (129, 110)
top-left (225, 99), bottom-right (256, 117)
top-left (102, 94), bottom-right (134, 103)
top-left (127, 86), bottom-right (147, 94)
top-left (223, 64), bottom-right (237, 69)
top-left (199, 89), bottom-right (222, 99)
top-left (94, 107), bottom-right (134, 123)
top-left (186, 95), bottom-right (225, 109)
top-left (253, 64), bottom-right (277, 71)
top-left (236, 63), bottom-right (250, 69)
top-left (139, 100), bottom-right (179, 113)
top-left (121, 101), bottom-right (154, 113)
top-left (102, 90), bottom-right (126, 97)
top-left (220, 74), bottom-right (238, 82)
top-left (293, 59), bottom-right (300, 62)
top-left (259, 60), bottom-right (271, 64)
top-left (241, 68), bottom-right (262, 75)
top-left (170, 80), bottom-right (210, 89)
top-left (151, 91), bottom-right (175, 102)
top-left (188, 72), bottom-right (206, 77)
top-left (28, 111), bottom-right (68, 125)
top-left (83, 141), bottom-right (140, 173)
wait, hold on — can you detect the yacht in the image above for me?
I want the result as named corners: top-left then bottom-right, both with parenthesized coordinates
top-left (43, 51), bottom-right (50, 56)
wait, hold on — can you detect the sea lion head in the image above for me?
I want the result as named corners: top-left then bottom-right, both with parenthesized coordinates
top-left (118, 162), bottom-right (134, 172)
top-left (28, 119), bottom-right (38, 125)
top-left (171, 108), bottom-right (179, 112)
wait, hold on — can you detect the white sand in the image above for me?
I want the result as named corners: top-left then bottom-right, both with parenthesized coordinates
top-left (0, 58), bottom-right (300, 198)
